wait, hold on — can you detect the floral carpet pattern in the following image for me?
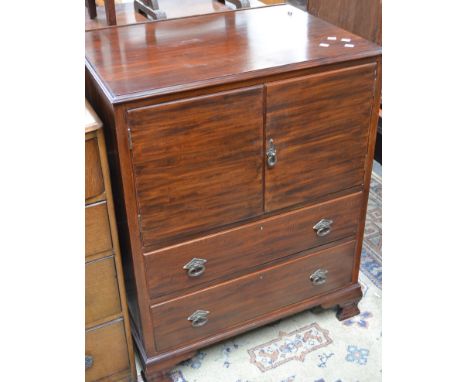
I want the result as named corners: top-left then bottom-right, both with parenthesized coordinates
top-left (247, 323), bottom-right (333, 372)
top-left (141, 170), bottom-right (382, 382)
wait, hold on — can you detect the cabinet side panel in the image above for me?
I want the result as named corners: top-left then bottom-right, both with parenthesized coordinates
top-left (351, 57), bottom-right (382, 282)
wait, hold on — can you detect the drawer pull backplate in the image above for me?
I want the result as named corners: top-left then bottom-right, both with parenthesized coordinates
top-left (183, 258), bottom-right (207, 277)
top-left (310, 269), bottom-right (328, 285)
top-left (188, 310), bottom-right (210, 327)
top-left (313, 219), bottom-right (333, 237)
top-left (85, 355), bottom-right (94, 370)
top-left (266, 138), bottom-right (277, 167)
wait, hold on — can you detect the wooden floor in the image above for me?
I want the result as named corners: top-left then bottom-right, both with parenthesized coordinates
top-left (85, 0), bottom-right (284, 30)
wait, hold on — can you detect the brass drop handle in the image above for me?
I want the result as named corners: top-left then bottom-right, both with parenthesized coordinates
top-left (266, 138), bottom-right (277, 167)
top-left (188, 310), bottom-right (210, 327)
top-left (183, 258), bottom-right (207, 277)
top-left (310, 269), bottom-right (328, 285)
top-left (85, 355), bottom-right (94, 370)
top-left (313, 219), bottom-right (333, 237)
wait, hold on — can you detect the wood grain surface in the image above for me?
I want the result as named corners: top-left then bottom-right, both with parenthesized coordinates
top-left (85, 4), bottom-right (382, 102)
top-left (85, 0), bottom-right (279, 31)
top-left (86, 256), bottom-right (122, 327)
top-left (150, 240), bottom-right (355, 351)
top-left (128, 87), bottom-right (264, 248)
top-left (85, 5), bottom-right (382, 377)
top-left (85, 201), bottom-right (113, 258)
top-left (265, 63), bottom-right (376, 211)
top-left (85, 119), bottom-right (137, 380)
top-left (85, 319), bottom-right (130, 381)
top-left (144, 192), bottom-right (362, 300)
top-left (308, 0), bottom-right (382, 45)
top-left (85, 137), bottom-right (105, 201)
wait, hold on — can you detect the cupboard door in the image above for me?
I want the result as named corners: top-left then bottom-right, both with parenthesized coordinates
top-left (127, 87), bottom-right (264, 248)
top-left (265, 64), bottom-right (377, 212)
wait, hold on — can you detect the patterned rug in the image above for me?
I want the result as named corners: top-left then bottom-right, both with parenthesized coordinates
top-left (141, 171), bottom-right (382, 382)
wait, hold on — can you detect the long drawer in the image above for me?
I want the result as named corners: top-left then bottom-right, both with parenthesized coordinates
top-left (145, 192), bottom-right (361, 300)
top-left (85, 319), bottom-right (130, 382)
top-left (150, 240), bottom-right (355, 351)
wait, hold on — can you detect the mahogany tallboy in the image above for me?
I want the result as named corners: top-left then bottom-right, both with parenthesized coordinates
top-left (85, 101), bottom-right (136, 382)
top-left (85, 5), bottom-right (382, 381)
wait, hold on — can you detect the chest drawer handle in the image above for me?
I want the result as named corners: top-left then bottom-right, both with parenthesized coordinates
top-left (310, 269), bottom-right (328, 285)
top-left (313, 219), bottom-right (334, 237)
top-left (85, 355), bottom-right (94, 370)
top-left (266, 138), bottom-right (277, 167)
top-left (183, 258), bottom-right (207, 277)
top-left (188, 310), bottom-right (210, 327)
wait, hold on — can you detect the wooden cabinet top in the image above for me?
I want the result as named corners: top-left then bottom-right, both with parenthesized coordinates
top-left (85, 4), bottom-right (381, 104)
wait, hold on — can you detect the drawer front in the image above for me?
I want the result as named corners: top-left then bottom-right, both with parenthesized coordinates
top-left (151, 240), bottom-right (355, 351)
top-left (265, 63), bottom-right (377, 212)
top-left (86, 256), bottom-right (121, 326)
top-left (85, 136), bottom-right (105, 201)
top-left (145, 192), bottom-right (362, 299)
top-left (85, 319), bottom-right (130, 382)
top-left (127, 86), bottom-right (264, 249)
top-left (85, 201), bottom-right (113, 258)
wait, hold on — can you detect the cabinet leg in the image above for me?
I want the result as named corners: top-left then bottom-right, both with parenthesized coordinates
top-left (141, 368), bottom-right (173, 382)
top-left (336, 301), bottom-right (360, 321)
top-left (140, 350), bottom-right (197, 382)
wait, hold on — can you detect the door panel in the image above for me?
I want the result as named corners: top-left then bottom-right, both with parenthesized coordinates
top-left (127, 87), bottom-right (264, 248)
top-left (265, 63), bottom-right (376, 212)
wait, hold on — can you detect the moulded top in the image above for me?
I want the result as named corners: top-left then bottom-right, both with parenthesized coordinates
top-left (85, 4), bottom-right (381, 103)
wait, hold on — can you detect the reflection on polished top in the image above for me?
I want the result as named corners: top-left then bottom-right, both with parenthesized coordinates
top-left (85, 0), bottom-right (282, 31)
top-left (85, 4), bottom-right (381, 103)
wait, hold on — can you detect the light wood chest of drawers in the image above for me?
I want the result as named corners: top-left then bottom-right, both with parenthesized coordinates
top-left (85, 101), bottom-right (136, 382)
top-left (85, 5), bottom-right (381, 381)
